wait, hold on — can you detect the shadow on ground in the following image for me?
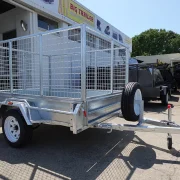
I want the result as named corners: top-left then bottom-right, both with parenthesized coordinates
top-left (0, 125), bottom-right (180, 180)
top-left (170, 95), bottom-right (180, 102)
top-left (0, 126), bottom-right (135, 180)
top-left (172, 90), bottom-right (180, 96)
top-left (144, 102), bottom-right (167, 113)
top-left (144, 94), bottom-right (179, 113)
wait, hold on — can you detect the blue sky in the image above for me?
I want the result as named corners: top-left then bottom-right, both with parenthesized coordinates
top-left (78, 0), bottom-right (180, 37)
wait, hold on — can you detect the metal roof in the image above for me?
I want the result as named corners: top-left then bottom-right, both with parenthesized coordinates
top-left (135, 53), bottom-right (180, 64)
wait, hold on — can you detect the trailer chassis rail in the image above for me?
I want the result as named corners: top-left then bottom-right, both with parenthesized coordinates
top-left (94, 101), bottom-right (178, 149)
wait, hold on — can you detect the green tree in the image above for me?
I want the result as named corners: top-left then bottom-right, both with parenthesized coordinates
top-left (132, 29), bottom-right (180, 57)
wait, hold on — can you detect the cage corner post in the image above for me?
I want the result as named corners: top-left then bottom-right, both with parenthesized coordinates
top-left (111, 40), bottom-right (114, 93)
top-left (80, 24), bottom-right (88, 126)
top-left (39, 34), bottom-right (43, 96)
top-left (9, 41), bottom-right (13, 93)
top-left (125, 47), bottom-right (130, 85)
top-left (81, 24), bottom-right (87, 102)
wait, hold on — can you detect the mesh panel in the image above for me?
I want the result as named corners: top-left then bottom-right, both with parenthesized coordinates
top-left (0, 25), bottom-right (127, 99)
top-left (42, 28), bottom-right (81, 98)
top-left (11, 36), bottom-right (40, 95)
top-left (0, 42), bottom-right (10, 91)
top-left (113, 47), bottom-right (126, 91)
top-left (86, 31), bottom-right (126, 98)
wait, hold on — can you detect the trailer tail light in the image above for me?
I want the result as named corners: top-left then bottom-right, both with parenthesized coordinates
top-left (8, 101), bottom-right (13, 105)
top-left (168, 104), bottom-right (174, 109)
top-left (83, 110), bottom-right (87, 117)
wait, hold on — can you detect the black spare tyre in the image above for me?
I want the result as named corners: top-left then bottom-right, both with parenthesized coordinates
top-left (121, 82), bottom-right (142, 122)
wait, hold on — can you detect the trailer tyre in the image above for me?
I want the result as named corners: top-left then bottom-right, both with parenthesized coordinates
top-left (121, 82), bottom-right (142, 122)
top-left (2, 110), bottom-right (33, 148)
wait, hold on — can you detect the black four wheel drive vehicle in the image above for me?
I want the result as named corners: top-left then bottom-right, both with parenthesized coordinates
top-left (174, 64), bottom-right (180, 86)
top-left (156, 64), bottom-right (178, 93)
top-left (129, 64), bottom-right (171, 105)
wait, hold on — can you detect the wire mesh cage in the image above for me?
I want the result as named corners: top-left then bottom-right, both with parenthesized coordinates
top-left (85, 28), bottom-right (127, 98)
top-left (0, 42), bottom-right (11, 91)
top-left (0, 25), bottom-right (128, 100)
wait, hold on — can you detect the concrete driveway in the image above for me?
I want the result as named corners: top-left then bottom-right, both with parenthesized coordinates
top-left (0, 94), bottom-right (180, 180)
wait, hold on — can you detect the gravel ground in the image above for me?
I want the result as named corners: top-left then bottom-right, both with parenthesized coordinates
top-left (0, 93), bottom-right (180, 180)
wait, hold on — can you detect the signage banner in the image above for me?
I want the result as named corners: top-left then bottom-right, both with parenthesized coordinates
top-left (59, 0), bottom-right (95, 27)
top-left (25, 0), bottom-right (59, 13)
top-left (95, 16), bottom-right (132, 51)
top-left (20, 0), bottom-right (132, 51)
top-left (58, 0), bottom-right (132, 51)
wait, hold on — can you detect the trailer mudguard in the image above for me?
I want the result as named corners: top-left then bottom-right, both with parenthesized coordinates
top-left (0, 101), bottom-right (32, 126)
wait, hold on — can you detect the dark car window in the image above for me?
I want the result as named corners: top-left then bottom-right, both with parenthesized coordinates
top-left (160, 70), bottom-right (173, 82)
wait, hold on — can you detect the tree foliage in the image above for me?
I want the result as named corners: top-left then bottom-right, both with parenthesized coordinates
top-left (132, 29), bottom-right (180, 57)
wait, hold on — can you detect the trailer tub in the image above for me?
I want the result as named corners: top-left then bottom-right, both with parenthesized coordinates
top-left (0, 24), bottom-right (128, 134)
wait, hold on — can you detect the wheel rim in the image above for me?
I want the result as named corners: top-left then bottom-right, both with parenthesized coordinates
top-left (4, 116), bottom-right (20, 143)
top-left (134, 89), bottom-right (142, 116)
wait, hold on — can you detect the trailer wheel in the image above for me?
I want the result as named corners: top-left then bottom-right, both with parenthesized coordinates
top-left (161, 93), bottom-right (169, 106)
top-left (2, 110), bottom-right (33, 148)
top-left (121, 82), bottom-right (142, 122)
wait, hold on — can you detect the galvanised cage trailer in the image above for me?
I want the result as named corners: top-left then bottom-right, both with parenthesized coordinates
top-left (0, 24), bottom-right (179, 149)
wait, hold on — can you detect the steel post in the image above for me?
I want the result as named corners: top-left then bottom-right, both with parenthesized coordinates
top-left (111, 41), bottom-right (114, 93)
top-left (125, 48), bottom-right (129, 84)
top-left (95, 51), bottom-right (97, 90)
top-left (9, 41), bottom-right (13, 93)
top-left (39, 35), bottom-right (43, 96)
top-left (168, 106), bottom-right (172, 138)
top-left (81, 24), bottom-right (87, 101)
top-left (49, 55), bottom-right (52, 95)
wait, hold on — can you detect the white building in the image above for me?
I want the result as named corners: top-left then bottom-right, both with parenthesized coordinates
top-left (0, 0), bottom-right (132, 50)
top-left (0, 0), bottom-right (132, 96)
